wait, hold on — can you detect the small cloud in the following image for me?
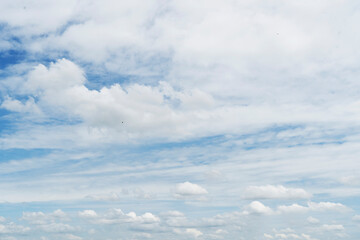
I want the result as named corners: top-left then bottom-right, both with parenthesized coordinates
top-left (64, 234), bottom-right (82, 240)
top-left (85, 192), bottom-right (120, 201)
top-left (264, 233), bottom-right (274, 239)
top-left (175, 228), bottom-right (203, 238)
top-left (308, 202), bottom-right (350, 212)
top-left (78, 210), bottom-right (97, 218)
top-left (174, 181), bottom-right (208, 199)
top-left (321, 224), bottom-right (344, 231)
top-left (277, 201), bottom-right (350, 214)
top-left (277, 204), bottom-right (308, 214)
top-left (243, 185), bottom-right (311, 199)
top-left (243, 201), bottom-right (273, 215)
top-left (307, 216), bottom-right (320, 224)
top-left (134, 232), bottom-right (152, 238)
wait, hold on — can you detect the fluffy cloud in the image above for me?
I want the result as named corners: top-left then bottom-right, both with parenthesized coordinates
top-left (21, 209), bottom-right (68, 225)
top-left (243, 185), bottom-right (311, 199)
top-left (174, 228), bottom-right (203, 238)
top-left (0, 223), bottom-right (30, 234)
top-left (243, 201), bottom-right (273, 215)
top-left (174, 182), bottom-right (208, 199)
top-left (38, 223), bottom-right (78, 233)
top-left (78, 210), bottom-right (97, 219)
top-left (80, 208), bottom-right (160, 226)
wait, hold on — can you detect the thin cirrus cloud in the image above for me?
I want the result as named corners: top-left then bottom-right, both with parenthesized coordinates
top-left (242, 185), bottom-right (312, 199)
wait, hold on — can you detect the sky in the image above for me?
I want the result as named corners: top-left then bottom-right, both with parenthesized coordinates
top-left (0, 0), bottom-right (360, 239)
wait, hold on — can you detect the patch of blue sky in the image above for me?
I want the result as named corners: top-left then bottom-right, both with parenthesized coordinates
top-left (0, 48), bottom-right (27, 69)
top-left (0, 148), bottom-right (53, 162)
top-left (0, 108), bottom-right (14, 134)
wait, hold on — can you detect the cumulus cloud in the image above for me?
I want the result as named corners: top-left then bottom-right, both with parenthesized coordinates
top-left (5, 58), bottom-right (360, 148)
top-left (78, 210), bottom-right (97, 219)
top-left (243, 201), bottom-right (273, 215)
top-left (0, 223), bottom-right (30, 234)
top-left (21, 210), bottom-right (68, 225)
top-left (38, 223), bottom-right (77, 233)
top-left (79, 208), bottom-right (160, 227)
top-left (1, 97), bottom-right (41, 114)
top-left (174, 181), bottom-right (208, 199)
top-left (243, 185), bottom-right (311, 199)
top-left (174, 228), bottom-right (203, 238)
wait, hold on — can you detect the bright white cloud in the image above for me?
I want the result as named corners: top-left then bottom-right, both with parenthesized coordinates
top-left (174, 181), bottom-right (208, 198)
top-left (243, 201), bottom-right (273, 215)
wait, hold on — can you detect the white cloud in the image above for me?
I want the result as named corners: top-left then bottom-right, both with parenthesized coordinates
top-left (174, 181), bottom-right (208, 198)
top-left (277, 204), bottom-right (308, 214)
top-left (307, 216), bottom-right (319, 224)
top-left (0, 1), bottom-right (360, 239)
top-left (321, 224), bottom-right (344, 231)
top-left (243, 201), bottom-right (273, 215)
top-left (81, 208), bottom-right (160, 226)
top-left (277, 201), bottom-right (350, 214)
top-left (64, 234), bottom-right (83, 240)
top-left (186, 228), bottom-right (203, 238)
top-left (307, 202), bottom-right (349, 212)
top-left (85, 192), bottom-right (121, 201)
top-left (243, 185), bottom-right (311, 199)
top-left (21, 210), bottom-right (66, 225)
top-left (134, 232), bottom-right (152, 238)
top-left (161, 211), bottom-right (185, 218)
top-left (352, 215), bottom-right (360, 221)
top-left (38, 223), bottom-right (77, 233)
top-left (1, 97), bottom-right (41, 114)
top-left (215, 229), bottom-right (228, 235)
top-left (78, 210), bottom-right (97, 219)
top-left (264, 233), bottom-right (274, 239)
top-left (0, 223), bottom-right (30, 234)
top-left (174, 228), bottom-right (203, 238)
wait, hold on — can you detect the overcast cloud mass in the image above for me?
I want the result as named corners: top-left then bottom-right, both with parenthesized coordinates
top-left (1, 0), bottom-right (360, 239)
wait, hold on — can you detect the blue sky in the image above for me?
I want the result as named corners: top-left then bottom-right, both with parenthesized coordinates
top-left (1, 0), bottom-right (360, 239)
